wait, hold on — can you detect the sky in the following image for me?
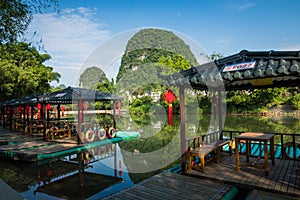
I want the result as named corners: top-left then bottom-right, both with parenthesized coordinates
top-left (26, 0), bottom-right (300, 87)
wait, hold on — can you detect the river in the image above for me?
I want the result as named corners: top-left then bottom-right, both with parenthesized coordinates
top-left (0, 114), bottom-right (299, 199)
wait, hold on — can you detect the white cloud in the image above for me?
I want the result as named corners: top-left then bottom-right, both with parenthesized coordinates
top-left (228, 1), bottom-right (256, 11)
top-left (26, 7), bottom-right (111, 87)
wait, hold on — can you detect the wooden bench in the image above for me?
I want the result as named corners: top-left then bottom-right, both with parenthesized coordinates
top-left (188, 139), bottom-right (231, 173)
top-left (48, 128), bottom-right (71, 140)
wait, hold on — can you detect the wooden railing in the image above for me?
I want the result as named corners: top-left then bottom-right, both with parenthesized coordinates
top-left (186, 130), bottom-right (299, 160)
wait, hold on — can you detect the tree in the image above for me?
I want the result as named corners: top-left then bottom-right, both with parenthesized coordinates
top-left (0, 42), bottom-right (60, 101)
top-left (158, 54), bottom-right (191, 72)
top-left (0, 0), bottom-right (58, 44)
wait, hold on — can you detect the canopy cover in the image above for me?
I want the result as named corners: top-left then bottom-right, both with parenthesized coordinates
top-left (162, 50), bottom-right (300, 90)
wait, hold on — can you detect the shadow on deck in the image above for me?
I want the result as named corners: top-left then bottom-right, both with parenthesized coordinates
top-left (187, 153), bottom-right (300, 198)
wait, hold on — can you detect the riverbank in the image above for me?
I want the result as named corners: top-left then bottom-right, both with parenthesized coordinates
top-left (227, 105), bottom-right (300, 116)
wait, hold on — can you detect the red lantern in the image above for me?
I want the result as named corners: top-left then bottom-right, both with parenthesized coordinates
top-left (61, 105), bottom-right (65, 116)
top-left (46, 103), bottom-right (52, 111)
top-left (37, 103), bottom-right (42, 110)
top-left (37, 103), bottom-right (41, 119)
top-left (163, 89), bottom-right (177, 126)
top-left (83, 103), bottom-right (89, 114)
top-left (26, 105), bottom-right (31, 113)
top-left (163, 89), bottom-right (177, 104)
top-left (18, 105), bottom-right (23, 112)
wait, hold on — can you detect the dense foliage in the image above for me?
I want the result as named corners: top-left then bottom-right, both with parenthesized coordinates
top-left (196, 87), bottom-right (300, 114)
top-left (0, 42), bottom-right (60, 101)
top-left (0, 0), bottom-right (58, 44)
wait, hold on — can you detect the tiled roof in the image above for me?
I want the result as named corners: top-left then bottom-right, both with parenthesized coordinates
top-left (162, 50), bottom-right (300, 90)
top-left (1, 87), bottom-right (122, 106)
top-left (40, 87), bottom-right (122, 104)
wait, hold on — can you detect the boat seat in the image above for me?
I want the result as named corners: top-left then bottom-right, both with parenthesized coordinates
top-left (188, 139), bottom-right (231, 173)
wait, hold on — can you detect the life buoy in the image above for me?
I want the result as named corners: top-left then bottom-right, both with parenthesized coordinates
top-left (85, 130), bottom-right (95, 142)
top-left (282, 142), bottom-right (300, 160)
top-left (85, 149), bottom-right (95, 160)
top-left (107, 127), bottom-right (116, 138)
top-left (97, 129), bottom-right (106, 140)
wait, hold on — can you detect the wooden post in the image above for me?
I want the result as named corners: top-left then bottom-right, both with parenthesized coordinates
top-left (9, 106), bottom-right (12, 131)
top-left (31, 105), bottom-right (34, 124)
top-left (179, 86), bottom-right (186, 174)
top-left (77, 99), bottom-right (83, 144)
top-left (113, 101), bottom-right (116, 129)
top-left (22, 105), bottom-right (26, 128)
top-left (57, 103), bottom-right (61, 121)
top-left (114, 144), bottom-right (117, 178)
top-left (42, 104), bottom-right (47, 141)
top-left (218, 89), bottom-right (223, 139)
top-left (46, 106), bottom-right (50, 128)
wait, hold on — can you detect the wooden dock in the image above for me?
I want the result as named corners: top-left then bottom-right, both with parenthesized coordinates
top-left (188, 153), bottom-right (300, 198)
top-left (105, 172), bottom-right (235, 200)
top-left (105, 153), bottom-right (299, 200)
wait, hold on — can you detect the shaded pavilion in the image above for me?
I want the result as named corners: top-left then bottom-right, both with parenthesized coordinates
top-left (1, 87), bottom-right (122, 144)
top-left (38, 86), bottom-right (122, 143)
top-left (0, 96), bottom-right (39, 130)
top-left (160, 50), bottom-right (300, 173)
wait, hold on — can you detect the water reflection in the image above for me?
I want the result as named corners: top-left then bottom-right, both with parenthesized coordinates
top-left (0, 143), bottom-right (134, 200)
top-left (0, 114), bottom-right (299, 199)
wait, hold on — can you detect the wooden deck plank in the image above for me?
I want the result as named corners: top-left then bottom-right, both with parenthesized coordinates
top-left (105, 172), bottom-right (232, 200)
top-left (188, 152), bottom-right (300, 197)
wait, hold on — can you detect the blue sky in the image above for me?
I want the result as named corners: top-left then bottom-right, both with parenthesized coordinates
top-left (26, 0), bottom-right (300, 86)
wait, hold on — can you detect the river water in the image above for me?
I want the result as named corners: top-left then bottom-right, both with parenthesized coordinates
top-left (0, 114), bottom-right (299, 199)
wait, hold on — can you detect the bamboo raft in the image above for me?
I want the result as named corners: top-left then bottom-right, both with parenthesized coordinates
top-left (0, 128), bottom-right (131, 162)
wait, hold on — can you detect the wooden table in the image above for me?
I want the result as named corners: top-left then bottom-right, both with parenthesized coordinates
top-left (235, 132), bottom-right (275, 176)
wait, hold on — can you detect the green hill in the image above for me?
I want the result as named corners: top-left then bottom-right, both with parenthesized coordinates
top-left (79, 66), bottom-right (110, 89)
top-left (116, 28), bottom-right (198, 82)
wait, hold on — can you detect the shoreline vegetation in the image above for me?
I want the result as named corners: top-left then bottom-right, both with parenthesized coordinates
top-left (226, 105), bottom-right (300, 117)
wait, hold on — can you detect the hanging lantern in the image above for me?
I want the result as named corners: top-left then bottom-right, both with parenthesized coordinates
top-left (46, 103), bottom-right (52, 111)
top-left (37, 103), bottom-right (42, 120)
top-left (83, 103), bottom-right (89, 114)
top-left (18, 105), bottom-right (23, 112)
top-left (163, 89), bottom-right (177, 126)
top-left (61, 105), bottom-right (65, 117)
top-left (26, 105), bottom-right (31, 114)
